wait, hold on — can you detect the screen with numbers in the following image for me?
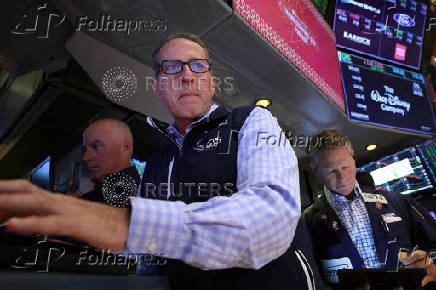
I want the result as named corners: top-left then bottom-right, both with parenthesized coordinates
top-left (334, 0), bottom-right (427, 69)
top-left (359, 146), bottom-right (433, 195)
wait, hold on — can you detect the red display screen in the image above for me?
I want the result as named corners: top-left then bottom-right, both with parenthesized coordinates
top-left (234, 0), bottom-right (345, 112)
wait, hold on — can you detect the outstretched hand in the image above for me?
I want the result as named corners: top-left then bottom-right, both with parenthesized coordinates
top-left (398, 250), bottom-right (428, 268)
top-left (0, 180), bottom-right (130, 251)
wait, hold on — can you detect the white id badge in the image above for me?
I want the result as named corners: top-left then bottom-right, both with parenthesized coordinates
top-left (320, 257), bottom-right (353, 283)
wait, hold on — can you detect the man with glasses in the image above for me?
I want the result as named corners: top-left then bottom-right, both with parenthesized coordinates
top-left (0, 33), bottom-right (322, 290)
top-left (138, 33), bottom-right (322, 289)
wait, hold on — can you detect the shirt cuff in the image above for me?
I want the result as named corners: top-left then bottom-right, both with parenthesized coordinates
top-left (126, 197), bottom-right (190, 259)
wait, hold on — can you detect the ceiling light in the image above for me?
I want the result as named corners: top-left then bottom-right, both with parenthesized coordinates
top-left (366, 144), bottom-right (377, 151)
top-left (255, 99), bottom-right (271, 108)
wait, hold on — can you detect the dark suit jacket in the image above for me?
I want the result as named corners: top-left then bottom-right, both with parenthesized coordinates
top-left (303, 186), bottom-right (436, 285)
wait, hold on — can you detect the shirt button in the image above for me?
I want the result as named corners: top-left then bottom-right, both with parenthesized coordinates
top-left (148, 243), bottom-right (157, 252)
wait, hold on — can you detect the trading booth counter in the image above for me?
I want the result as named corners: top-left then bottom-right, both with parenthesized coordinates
top-left (0, 232), bottom-right (169, 290)
top-left (0, 272), bottom-right (169, 290)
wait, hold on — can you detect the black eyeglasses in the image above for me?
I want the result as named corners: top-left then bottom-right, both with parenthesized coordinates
top-left (159, 59), bottom-right (212, 74)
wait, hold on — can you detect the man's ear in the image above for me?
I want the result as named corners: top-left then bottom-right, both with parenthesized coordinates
top-left (152, 78), bottom-right (162, 100)
top-left (122, 140), bottom-right (132, 155)
top-left (351, 150), bottom-right (356, 162)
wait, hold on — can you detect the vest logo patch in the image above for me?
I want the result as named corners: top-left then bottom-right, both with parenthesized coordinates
top-left (193, 136), bottom-right (222, 152)
top-left (362, 193), bottom-right (388, 204)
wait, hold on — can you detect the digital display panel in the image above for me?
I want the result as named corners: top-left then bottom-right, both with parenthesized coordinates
top-left (233, 0), bottom-right (346, 111)
top-left (333, 0), bottom-right (427, 69)
top-left (338, 51), bottom-right (436, 134)
top-left (360, 147), bottom-right (433, 195)
top-left (312, 0), bottom-right (330, 16)
top-left (417, 138), bottom-right (436, 183)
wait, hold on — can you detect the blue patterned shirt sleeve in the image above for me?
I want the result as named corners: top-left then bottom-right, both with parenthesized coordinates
top-left (127, 106), bottom-right (301, 269)
top-left (325, 184), bottom-right (380, 268)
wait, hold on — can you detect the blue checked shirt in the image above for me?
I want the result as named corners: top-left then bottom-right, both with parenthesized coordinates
top-left (127, 105), bottom-right (301, 269)
top-left (325, 184), bottom-right (380, 268)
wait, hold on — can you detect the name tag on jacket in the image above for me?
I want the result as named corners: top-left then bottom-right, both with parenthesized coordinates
top-left (362, 193), bottom-right (388, 204)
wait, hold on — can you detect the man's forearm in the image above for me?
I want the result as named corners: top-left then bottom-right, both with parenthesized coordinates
top-left (127, 186), bottom-right (299, 269)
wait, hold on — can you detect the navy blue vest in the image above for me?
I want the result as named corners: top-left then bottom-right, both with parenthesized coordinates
top-left (141, 106), bottom-right (323, 290)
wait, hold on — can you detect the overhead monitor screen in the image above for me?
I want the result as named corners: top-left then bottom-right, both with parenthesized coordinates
top-left (417, 138), bottom-right (436, 183)
top-left (338, 51), bottom-right (436, 135)
top-left (334, 0), bottom-right (428, 69)
top-left (360, 146), bottom-right (433, 195)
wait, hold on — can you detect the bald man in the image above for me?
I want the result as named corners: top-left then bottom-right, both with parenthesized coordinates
top-left (80, 119), bottom-right (140, 207)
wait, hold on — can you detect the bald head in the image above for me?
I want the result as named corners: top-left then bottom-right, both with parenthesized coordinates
top-left (82, 119), bottom-right (133, 182)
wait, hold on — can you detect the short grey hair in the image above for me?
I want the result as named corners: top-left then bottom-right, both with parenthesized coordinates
top-left (151, 32), bottom-right (211, 78)
top-left (307, 129), bottom-right (354, 166)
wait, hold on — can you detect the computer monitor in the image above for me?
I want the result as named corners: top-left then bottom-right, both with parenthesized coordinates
top-left (416, 138), bottom-right (436, 184)
top-left (360, 146), bottom-right (433, 195)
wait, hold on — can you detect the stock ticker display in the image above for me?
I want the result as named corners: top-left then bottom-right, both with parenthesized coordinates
top-left (417, 139), bottom-right (436, 184)
top-left (360, 146), bottom-right (433, 195)
top-left (338, 51), bottom-right (436, 134)
top-left (334, 0), bottom-right (427, 69)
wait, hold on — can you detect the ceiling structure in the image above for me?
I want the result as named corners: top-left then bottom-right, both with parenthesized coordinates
top-left (1, 0), bottom-right (435, 173)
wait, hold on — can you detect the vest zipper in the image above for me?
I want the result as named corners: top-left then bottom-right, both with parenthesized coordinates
top-left (147, 118), bottom-right (182, 155)
top-left (167, 156), bottom-right (175, 200)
